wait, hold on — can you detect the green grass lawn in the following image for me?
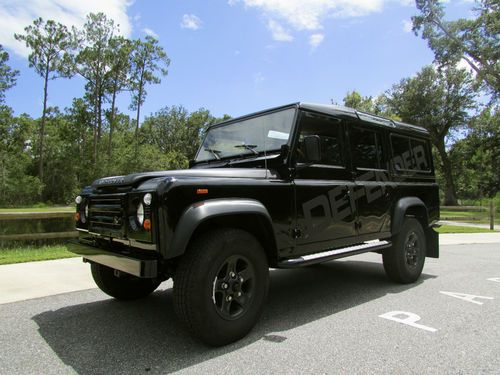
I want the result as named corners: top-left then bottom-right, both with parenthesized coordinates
top-left (435, 225), bottom-right (494, 234)
top-left (440, 210), bottom-right (500, 225)
top-left (0, 206), bottom-right (73, 213)
top-left (0, 245), bottom-right (77, 265)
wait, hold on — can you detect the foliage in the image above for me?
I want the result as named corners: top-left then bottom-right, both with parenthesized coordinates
top-left (450, 106), bottom-right (499, 199)
top-left (0, 107), bottom-right (43, 206)
top-left (15, 18), bottom-right (75, 183)
top-left (384, 65), bottom-right (476, 205)
top-left (0, 45), bottom-right (19, 104)
top-left (413, 0), bottom-right (500, 98)
top-left (129, 36), bottom-right (170, 138)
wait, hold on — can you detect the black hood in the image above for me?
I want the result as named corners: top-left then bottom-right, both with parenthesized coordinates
top-left (92, 168), bottom-right (276, 188)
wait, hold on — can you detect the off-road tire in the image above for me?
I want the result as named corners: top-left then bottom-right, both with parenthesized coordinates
top-left (91, 263), bottom-right (160, 300)
top-left (174, 228), bottom-right (269, 346)
top-left (383, 217), bottom-right (426, 284)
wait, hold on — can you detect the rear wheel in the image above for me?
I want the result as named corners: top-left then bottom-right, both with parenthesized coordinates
top-left (91, 263), bottom-right (160, 300)
top-left (174, 228), bottom-right (269, 346)
top-left (383, 218), bottom-right (426, 284)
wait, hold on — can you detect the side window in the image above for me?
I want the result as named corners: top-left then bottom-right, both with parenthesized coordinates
top-left (296, 113), bottom-right (344, 167)
top-left (391, 135), bottom-right (414, 171)
top-left (411, 138), bottom-right (431, 172)
top-left (351, 127), bottom-right (384, 170)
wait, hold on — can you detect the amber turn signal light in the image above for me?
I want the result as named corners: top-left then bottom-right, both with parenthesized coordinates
top-left (75, 212), bottom-right (80, 221)
top-left (197, 188), bottom-right (208, 195)
top-left (143, 218), bottom-right (152, 231)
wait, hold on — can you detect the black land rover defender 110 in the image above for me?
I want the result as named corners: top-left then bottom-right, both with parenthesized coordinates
top-left (69, 103), bottom-right (439, 346)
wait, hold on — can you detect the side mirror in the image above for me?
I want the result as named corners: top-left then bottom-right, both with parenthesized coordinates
top-left (303, 135), bottom-right (321, 163)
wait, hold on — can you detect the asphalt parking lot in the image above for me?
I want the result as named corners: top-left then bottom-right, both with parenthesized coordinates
top-left (0, 243), bottom-right (499, 375)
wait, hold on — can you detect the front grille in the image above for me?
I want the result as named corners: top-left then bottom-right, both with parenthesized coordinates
top-left (88, 194), bottom-right (126, 237)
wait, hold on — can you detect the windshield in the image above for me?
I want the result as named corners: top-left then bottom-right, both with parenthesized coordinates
top-left (195, 108), bottom-right (296, 162)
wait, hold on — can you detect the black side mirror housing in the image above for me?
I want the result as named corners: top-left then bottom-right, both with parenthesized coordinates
top-left (303, 135), bottom-right (321, 163)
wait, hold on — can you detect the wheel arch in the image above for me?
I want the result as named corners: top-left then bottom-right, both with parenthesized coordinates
top-left (168, 198), bottom-right (278, 266)
top-left (391, 197), bottom-right (438, 258)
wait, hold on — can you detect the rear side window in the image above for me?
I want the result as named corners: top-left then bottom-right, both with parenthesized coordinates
top-left (351, 127), bottom-right (384, 170)
top-left (411, 138), bottom-right (431, 171)
top-left (391, 134), bottom-right (431, 172)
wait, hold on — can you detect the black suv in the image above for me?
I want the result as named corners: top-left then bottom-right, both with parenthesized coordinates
top-left (69, 103), bottom-right (439, 346)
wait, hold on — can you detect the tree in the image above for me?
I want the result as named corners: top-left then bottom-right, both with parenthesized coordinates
top-left (14, 18), bottom-right (73, 181)
top-left (412, 0), bottom-right (500, 97)
top-left (0, 107), bottom-right (43, 206)
top-left (141, 105), bottom-right (216, 163)
top-left (451, 106), bottom-right (499, 200)
top-left (343, 90), bottom-right (375, 112)
top-left (129, 36), bottom-right (170, 142)
top-left (105, 36), bottom-right (132, 159)
top-left (385, 65), bottom-right (476, 205)
top-left (0, 45), bottom-right (19, 104)
top-left (73, 13), bottom-right (118, 164)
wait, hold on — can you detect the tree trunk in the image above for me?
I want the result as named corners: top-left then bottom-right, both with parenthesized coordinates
top-left (108, 85), bottom-right (117, 160)
top-left (92, 91), bottom-right (98, 165)
top-left (436, 139), bottom-right (458, 206)
top-left (39, 64), bottom-right (50, 184)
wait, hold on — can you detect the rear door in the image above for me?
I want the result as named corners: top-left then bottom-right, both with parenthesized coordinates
top-left (349, 125), bottom-right (392, 239)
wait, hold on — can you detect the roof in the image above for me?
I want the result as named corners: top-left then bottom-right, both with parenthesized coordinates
top-left (299, 102), bottom-right (429, 135)
top-left (210, 102), bottom-right (429, 135)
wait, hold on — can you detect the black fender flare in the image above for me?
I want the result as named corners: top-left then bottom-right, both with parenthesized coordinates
top-left (391, 197), bottom-right (428, 235)
top-left (391, 197), bottom-right (439, 258)
top-left (167, 198), bottom-right (275, 259)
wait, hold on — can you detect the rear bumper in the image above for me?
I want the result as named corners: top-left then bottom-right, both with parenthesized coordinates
top-left (67, 239), bottom-right (158, 278)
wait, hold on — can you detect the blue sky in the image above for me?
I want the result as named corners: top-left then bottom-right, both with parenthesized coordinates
top-left (1, 0), bottom-right (474, 121)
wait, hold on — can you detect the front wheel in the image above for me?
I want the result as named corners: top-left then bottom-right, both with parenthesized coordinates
top-left (383, 218), bottom-right (426, 284)
top-left (174, 228), bottom-right (269, 346)
top-left (91, 263), bottom-right (161, 300)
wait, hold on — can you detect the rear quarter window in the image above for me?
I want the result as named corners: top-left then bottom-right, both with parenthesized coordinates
top-left (390, 134), bottom-right (431, 173)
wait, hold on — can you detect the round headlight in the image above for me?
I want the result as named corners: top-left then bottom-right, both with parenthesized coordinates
top-left (75, 196), bottom-right (82, 204)
top-left (143, 193), bottom-right (152, 206)
top-left (136, 203), bottom-right (144, 226)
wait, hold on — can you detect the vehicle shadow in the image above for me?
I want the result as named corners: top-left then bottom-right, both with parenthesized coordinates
top-left (33, 259), bottom-right (435, 374)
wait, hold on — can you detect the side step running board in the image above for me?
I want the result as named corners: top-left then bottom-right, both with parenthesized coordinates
top-left (277, 240), bottom-right (391, 268)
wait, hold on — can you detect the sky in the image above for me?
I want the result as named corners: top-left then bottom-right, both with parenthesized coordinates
top-left (0, 0), bottom-right (475, 121)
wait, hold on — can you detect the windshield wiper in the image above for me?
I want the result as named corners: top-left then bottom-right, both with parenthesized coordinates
top-left (204, 148), bottom-right (222, 160)
top-left (234, 144), bottom-right (258, 155)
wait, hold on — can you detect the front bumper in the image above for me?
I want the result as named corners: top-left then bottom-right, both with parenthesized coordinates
top-left (67, 239), bottom-right (158, 278)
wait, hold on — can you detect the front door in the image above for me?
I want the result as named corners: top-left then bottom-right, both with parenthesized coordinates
top-left (293, 111), bottom-right (357, 256)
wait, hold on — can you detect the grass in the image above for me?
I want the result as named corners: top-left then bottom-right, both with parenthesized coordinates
top-left (435, 225), bottom-right (495, 234)
top-left (0, 206), bottom-right (73, 213)
top-left (440, 209), bottom-right (500, 225)
top-left (0, 245), bottom-right (77, 265)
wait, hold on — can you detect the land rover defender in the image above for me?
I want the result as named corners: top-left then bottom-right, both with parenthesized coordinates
top-left (69, 103), bottom-right (439, 346)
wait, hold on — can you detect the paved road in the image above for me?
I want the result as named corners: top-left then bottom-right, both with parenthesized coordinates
top-left (0, 243), bottom-right (499, 374)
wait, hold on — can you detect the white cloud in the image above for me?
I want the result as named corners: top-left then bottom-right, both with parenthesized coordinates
top-left (143, 27), bottom-right (158, 39)
top-left (0, 0), bottom-right (132, 58)
top-left (253, 72), bottom-right (265, 84)
top-left (309, 33), bottom-right (325, 49)
top-left (181, 14), bottom-right (202, 30)
top-left (267, 19), bottom-right (293, 42)
top-left (230, 0), bottom-right (415, 41)
top-left (402, 19), bottom-right (412, 33)
top-left (231, 0), bottom-right (385, 32)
